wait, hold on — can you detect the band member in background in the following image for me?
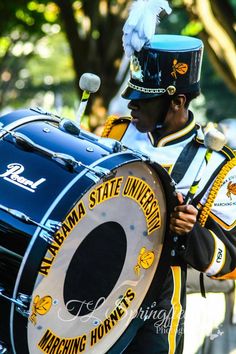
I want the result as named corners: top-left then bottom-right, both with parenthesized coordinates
top-left (101, 27), bottom-right (236, 354)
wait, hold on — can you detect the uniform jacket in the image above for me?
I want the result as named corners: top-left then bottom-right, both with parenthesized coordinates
top-left (102, 112), bottom-right (236, 351)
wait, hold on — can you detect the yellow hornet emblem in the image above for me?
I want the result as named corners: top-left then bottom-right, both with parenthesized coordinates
top-left (171, 59), bottom-right (188, 79)
top-left (134, 247), bottom-right (155, 276)
top-left (29, 295), bottom-right (53, 325)
top-left (226, 181), bottom-right (236, 200)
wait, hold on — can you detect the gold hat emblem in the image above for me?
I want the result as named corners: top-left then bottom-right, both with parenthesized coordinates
top-left (29, 295), bottom-right (53, 325)
top-left (171, 59), bottom-right (188, 79)
top-left (134, 247), bottom-right (155, 276)
top-left (130, 55), bottom-right (144, 82)
top-left (226, 181), bottom-right (236, 200)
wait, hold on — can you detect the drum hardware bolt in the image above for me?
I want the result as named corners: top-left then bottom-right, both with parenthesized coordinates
top-left (16, 293), bottom-right (31, 318)
top-left (43, 128), bottom-right (51, 133)
top-left (53, 153), bottom-right (112, 180)
top-left (40, 230), bottom-right (56, 244)
top-left (121, 144), bottom-right (149, 161)
top-left (83, 171), bottom-right (100, 183)
top-left (86, 147), bottom-right (94, 152)
top-left (17, 292), bottom-right (31, 304)
top-left (39, 219), bottom-right (61, 244)
top-left (59, 119), bottom-right (80, 136)
top-left (87, 166), bottom-right (115, 181)
top-left (0, 287), bottom-right (29, 310)
top-left (30, 106), bottom-right (61, 120)
top-left (173, 236), bottom-right (178, 242)
top-left (46, 219), bottom-right (62, 231)
top-left (102, 170), bottom-right (117, 182)
top-left (0, 341), bottom-right (8, 354)
top-left (16, 305), bottom-right (30, 318)
top-left (112, 141), bottom-right (125, 153)
top-left (171, 250), bottom-right (176, 257)
top-left (0, 204), bottom-right (56, 234)
top-left (30, 106), bottom-right (50, 116)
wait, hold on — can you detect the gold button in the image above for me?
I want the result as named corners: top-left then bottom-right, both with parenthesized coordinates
top-left (167, 85), bottom-right (176, 95)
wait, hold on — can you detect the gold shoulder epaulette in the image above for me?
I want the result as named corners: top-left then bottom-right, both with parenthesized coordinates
top-left (101, 115), bottom-right (131, 141)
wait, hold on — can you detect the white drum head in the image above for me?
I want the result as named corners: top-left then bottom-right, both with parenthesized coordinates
top-left (27, 161), bottom-right (168, 353)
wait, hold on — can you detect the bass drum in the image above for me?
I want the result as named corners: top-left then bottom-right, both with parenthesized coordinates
top-left (0, 109), bottom-right (176, 354)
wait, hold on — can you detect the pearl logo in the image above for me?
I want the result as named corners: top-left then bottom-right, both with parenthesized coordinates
top-left (0, 162), bottom-right (46, 193)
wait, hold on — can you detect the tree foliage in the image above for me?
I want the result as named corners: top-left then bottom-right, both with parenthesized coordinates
top-left (0, 0), bottom-right (236, 124)
top-left (175, 0), bottom-right (236, 95)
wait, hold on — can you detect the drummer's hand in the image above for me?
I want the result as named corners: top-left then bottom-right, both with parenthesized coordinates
top-left (170, 192), bottom-right (198, 236)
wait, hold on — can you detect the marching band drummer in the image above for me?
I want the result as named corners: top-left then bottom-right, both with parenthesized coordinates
top-left (101, 1), bottom-right (236, 353)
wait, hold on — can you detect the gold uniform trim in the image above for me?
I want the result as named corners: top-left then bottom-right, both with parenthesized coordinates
top-left (205, 230), bottom-right (226, 276)
top-left (168, 266), bottom-right (182, 354)
top-left (157, 118), bottom-right (196, 147)
top-left (206, 210), bottom-right (236, 230)
top-left (199, 157), bottom-right (236, 227)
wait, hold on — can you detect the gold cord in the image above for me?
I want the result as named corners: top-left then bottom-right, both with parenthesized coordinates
top-left (101, 115), bottom-right (119, 138)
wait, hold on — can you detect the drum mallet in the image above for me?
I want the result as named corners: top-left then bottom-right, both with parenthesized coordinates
top-left (184, 128), bottom-right (226, 205)
top-left (76, 73), bottom-right (101, 125)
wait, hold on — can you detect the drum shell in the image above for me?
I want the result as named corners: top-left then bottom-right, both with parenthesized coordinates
top-left (0, 109), bottom-right (176, 354)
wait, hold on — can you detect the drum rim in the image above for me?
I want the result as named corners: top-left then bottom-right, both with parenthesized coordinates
top-left (0, 115), bottom-right (60, 139)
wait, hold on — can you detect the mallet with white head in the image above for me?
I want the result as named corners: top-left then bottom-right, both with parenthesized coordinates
top-left (76, 73), bottom-right (101, 125)
top-left (184, 128), bottom-right (226, 204)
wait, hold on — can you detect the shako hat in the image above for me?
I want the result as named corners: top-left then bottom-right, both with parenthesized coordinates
top-left (122, 34), bottom-right (204, 100)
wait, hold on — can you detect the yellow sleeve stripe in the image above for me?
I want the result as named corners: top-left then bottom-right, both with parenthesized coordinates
top-left (168, 266), bottom-right (182, 354)
top-left (212, 268), bottom-right (236, 280)
top-left (205, 230), bottom-right (226, 276)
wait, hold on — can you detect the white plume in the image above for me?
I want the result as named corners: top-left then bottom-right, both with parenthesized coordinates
top-left (123, 0), bottom-right (172, 57)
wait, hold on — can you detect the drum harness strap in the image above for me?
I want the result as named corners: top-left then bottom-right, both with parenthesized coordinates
top-left (170, 139), bottom-right (199, 184)
top-left (170, 138), bottom-right (208, 297)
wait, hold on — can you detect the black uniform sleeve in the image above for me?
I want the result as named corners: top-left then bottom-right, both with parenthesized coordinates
top-left (179, 162), bottom-right (236, 279)
top-left (180, 218), bottom-right (236, 278)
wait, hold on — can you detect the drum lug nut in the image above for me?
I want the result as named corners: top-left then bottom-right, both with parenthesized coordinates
top-left (0, 287), bottom-right (31, 317)
top-left (0, 341), bottom-right (8, 354)
top-left (171, 249), bottom-right (176, 257)
top-left (39, 219), bottom-right (62, 244)
top-left (43, 127), bottom-right (51, 133)
top-left (16, 292), bottom-right (31, 318)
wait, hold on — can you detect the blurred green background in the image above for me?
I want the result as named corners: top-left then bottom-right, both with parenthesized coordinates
top-left (0, 0), bottom-right (236, 132)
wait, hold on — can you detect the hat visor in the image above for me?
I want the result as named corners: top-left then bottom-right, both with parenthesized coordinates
top-left (121, 86), bottom-right (164, 100)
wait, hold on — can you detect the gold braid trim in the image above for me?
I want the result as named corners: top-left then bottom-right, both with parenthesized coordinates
top-left (199, 157), bottom-right (236, 227)
top-left (101, 115), bottom-right (119, 138)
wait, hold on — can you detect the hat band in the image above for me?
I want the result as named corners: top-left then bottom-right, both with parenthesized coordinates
top-left (128, 81), bottom-right (166, 94)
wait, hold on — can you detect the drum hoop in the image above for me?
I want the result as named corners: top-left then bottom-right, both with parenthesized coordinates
top-left (0, 115), bottom-right (60, 138)
top-left (9, 151), bottom-right (141, 353)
